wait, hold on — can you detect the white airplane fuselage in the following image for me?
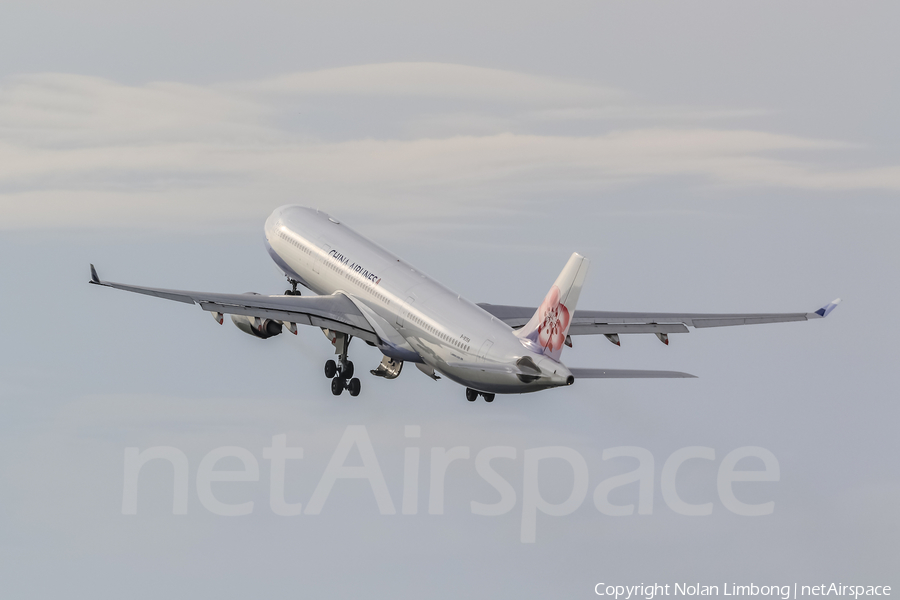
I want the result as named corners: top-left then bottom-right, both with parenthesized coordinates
top-left (264, 205), bottom-right (573, 394)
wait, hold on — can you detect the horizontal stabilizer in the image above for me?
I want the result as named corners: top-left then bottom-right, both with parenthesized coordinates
top-left (570, 368), bottom-right (696, 379)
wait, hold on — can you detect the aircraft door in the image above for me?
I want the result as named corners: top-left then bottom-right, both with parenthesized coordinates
top-left (477, 340), bottom-right (493, 362)
top-left (314, 243), bottom-right (330, 274)
top-left (396, 296), bottom-right (415, 328)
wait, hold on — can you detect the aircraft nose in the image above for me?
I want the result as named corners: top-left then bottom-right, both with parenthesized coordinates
top-left (265, 207), bottom-right (288, 236)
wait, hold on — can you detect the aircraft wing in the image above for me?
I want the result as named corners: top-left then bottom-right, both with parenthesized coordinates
top-left (478, 299), bottom-right (840, 337)
top-left (88, 264), bottom-right (379, 343)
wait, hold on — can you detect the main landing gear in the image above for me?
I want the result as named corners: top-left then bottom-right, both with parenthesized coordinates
top-left (323, 331), bottom-right (361, 397)
top-left (284, 278), bottom-right (301, 296)
top-left (325, 358), bottom-right (361, 396)
top-left (466, 388), bottom-right (494, 403)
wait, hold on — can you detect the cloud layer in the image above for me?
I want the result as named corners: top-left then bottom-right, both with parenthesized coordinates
top-left (1, 62), bottom-right (897, 230)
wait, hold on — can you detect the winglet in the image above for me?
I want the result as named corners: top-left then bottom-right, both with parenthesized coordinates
top-left (813, 298), bottom-right (841, 318)
top-left (89, 263), bottom-right (100, 284)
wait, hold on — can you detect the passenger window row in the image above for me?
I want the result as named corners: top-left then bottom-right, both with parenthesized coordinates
top-left (322, 249), bottom-right (391, 306)
top-left (279, 229), bottom-right (395, 308)
top-left (279, 229), bottom-right (470, 352)
top-left (409, 313), bottom-right (470, 352)
top-left (279, 230), bottom-right (313, 256)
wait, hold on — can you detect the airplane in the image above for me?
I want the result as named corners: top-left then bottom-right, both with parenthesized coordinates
top-left (89, 205), bottom-right (840, 402)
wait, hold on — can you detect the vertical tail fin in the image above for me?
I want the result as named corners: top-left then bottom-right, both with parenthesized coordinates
top-left (514, 252), bottom-right (590, 361)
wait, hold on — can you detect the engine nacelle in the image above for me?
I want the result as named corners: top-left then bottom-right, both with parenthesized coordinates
top-left (231, 314), bottom-right (283, 339)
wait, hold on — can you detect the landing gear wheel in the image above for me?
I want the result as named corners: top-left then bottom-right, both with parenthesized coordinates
top-left (324, 360), bottom-right (337, 379)
top-left (466, 388), bottom-right (478, 402)
top-left (284, 289), bottom-right (293, 296)
top-left (483, 393), bottom-right (495, 403)
top-left (340, 361), bottom-right (354, 379)
top-left (331, 377), bottom-right (345, 395)
top-left (348, 378), bottom-right (361, 397)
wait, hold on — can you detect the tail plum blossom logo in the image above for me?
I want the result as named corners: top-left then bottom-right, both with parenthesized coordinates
top-left (536, 285), bottom-right (570, 354)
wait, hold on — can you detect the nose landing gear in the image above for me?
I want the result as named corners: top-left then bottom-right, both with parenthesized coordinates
top-left (284, 278), bottom-right (301, 296)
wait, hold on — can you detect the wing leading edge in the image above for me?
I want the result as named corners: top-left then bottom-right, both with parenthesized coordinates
top-left (89, 264), bottom-right (379, 343)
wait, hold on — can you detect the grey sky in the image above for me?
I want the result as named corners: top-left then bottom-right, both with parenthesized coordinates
top-left (0, 2), bottom-right (898, 598)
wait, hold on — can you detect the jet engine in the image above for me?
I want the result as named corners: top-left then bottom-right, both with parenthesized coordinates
top-left (231, 314), bottom-right (283, 339)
